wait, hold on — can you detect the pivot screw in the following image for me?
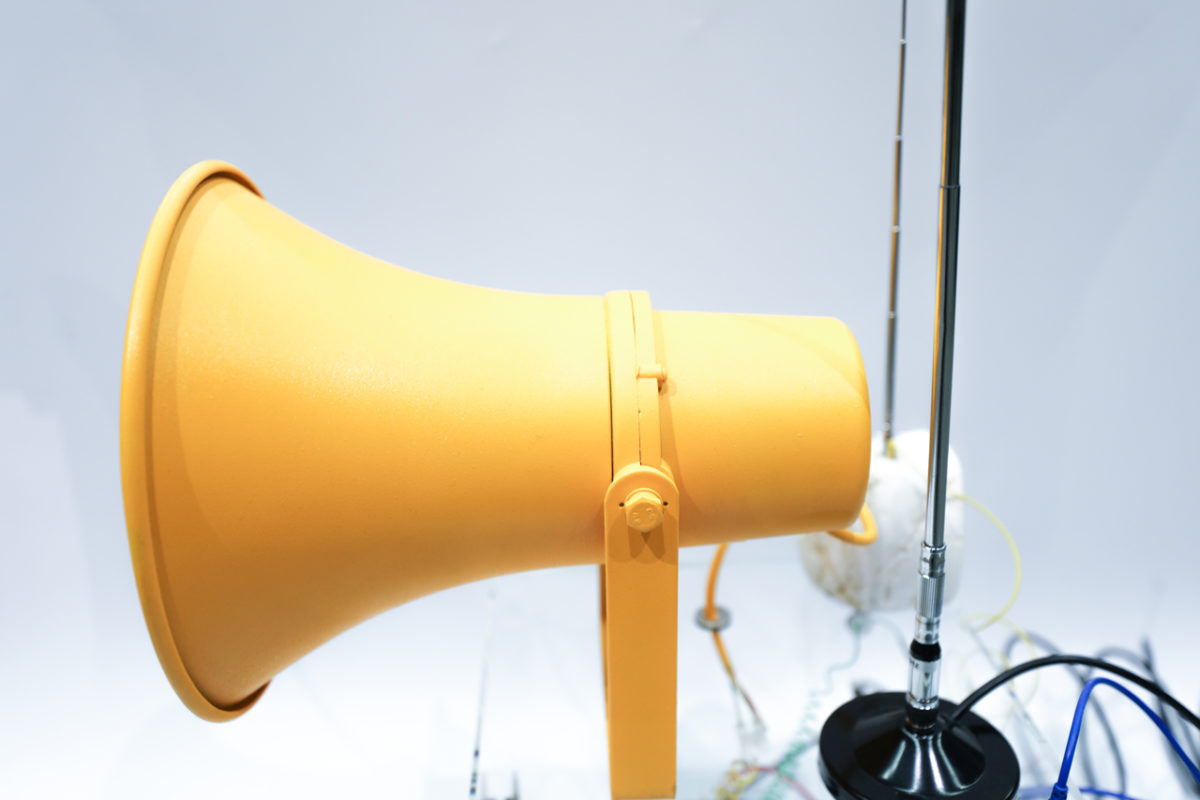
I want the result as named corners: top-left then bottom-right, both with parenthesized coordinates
top-left (624, 489), bottom-right (664, 532)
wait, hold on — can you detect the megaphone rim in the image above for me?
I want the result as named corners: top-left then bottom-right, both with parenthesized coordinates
top-left (120, 160), bottom-right (268, 721)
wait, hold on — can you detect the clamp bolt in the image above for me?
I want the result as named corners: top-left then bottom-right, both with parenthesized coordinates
top-left (624, 489), bottom-right (664, 532)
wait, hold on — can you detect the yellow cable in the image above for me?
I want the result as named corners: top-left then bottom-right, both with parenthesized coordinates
top-left (712, 630), bottom-right (737, 684)
top-left (826, 503), bottom-right (878, 546)
top-left (953, 490), bottom-right (1021, 632)
top-left (954, 490), bottom-right (1040, 708)
top-left (706, 543), bottom-right (728, 621)
top-left (705, 544), bottom-right (763, 726)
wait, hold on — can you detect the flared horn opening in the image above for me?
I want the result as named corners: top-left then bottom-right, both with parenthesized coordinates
top-left (120, 161), bottom-right (266, 721)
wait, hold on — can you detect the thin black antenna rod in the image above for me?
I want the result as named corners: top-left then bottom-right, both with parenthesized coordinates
top-left (468, 590), bottom-right (499, 798)
top-left (907, 0), bottom-right (967, 728)
top-left (882, 0), bottom-right (908, 457)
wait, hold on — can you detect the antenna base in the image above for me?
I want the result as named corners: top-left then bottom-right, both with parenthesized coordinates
top-left (818, 692), bottom-right (1019, 800)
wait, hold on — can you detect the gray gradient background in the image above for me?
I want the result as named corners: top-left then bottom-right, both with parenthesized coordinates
top-left (2, 1), bottom-right (1198, 797)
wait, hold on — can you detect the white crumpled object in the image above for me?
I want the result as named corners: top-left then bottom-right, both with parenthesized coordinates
top-left (798, 429), bottom-right (964, 612)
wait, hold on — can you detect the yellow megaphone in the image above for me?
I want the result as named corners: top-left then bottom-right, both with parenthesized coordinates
top-left (120, 161), bottom-right (871, 798)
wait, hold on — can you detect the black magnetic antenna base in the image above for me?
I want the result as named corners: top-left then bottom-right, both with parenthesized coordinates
top-left (818, 692), bottom-right (1020, 800)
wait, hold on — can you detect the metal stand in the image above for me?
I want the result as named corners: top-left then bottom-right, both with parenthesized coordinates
top-left (817, 2), bottom-right (1020, 796)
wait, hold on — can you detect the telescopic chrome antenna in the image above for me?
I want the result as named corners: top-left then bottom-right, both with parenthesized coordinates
top-left (817, 3), bottom-right (1020, 795)
top-left (906, 0), bottom-right (966, 728)
top-left (882, 0), bottom-right (908, 457)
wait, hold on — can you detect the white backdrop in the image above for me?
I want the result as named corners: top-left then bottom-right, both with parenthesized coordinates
top-left (2, 2), bottom-right (1198, 798)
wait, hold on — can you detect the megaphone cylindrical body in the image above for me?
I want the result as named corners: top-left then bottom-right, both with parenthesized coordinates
top-left (121, 162), bottom-right (870, 721)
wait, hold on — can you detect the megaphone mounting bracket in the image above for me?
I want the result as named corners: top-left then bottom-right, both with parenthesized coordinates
top-left (600, 291), bottom-right (680, 799)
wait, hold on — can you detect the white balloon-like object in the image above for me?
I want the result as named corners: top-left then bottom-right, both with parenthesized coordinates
top-left (799, 429), bottom-right (964, 612)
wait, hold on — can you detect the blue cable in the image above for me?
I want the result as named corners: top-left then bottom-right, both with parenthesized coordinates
top-left (1020, 788), bottom-right (1141, 800)
top-left (1077, 790), bottom-right (1142, 800)
top-left (1049, 677), bottom-right (1200, 800)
